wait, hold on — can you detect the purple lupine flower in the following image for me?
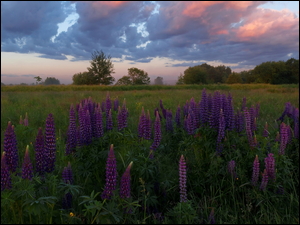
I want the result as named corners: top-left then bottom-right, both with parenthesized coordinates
top-left (120, 99), bottom-right (129, 129)
top-left (244, 108), bottom-right (255, 148)
top-left (101, 144), bottom-right (117, 200)
top-left (66, 104), bottom-right (77, 155)
top-left (263, 122), bottom-right (269, 138)
top-left (114, 97), bottom-right (119, 111)
top-left (105, 92), bottom-right (112, 116)
top-left (1, 152), bottom-right (12, 191)
top-left (150, 111), bottom-right (162, 151)
top-left (35, 127), bottom-right (45, 175)
top-left (260, 169), bottom-right (268, 191)
top-left (264, 153), bottom-right (275, 181)
top-left (78, 103), bottom-right (86, 146)
top-left (22, 145), bottom-right (33, 180)
top-left (216, 109), bottom-right (225, 154)
top-left (279, 122), bottom-right (288, 155)
top-left (166, 109), bottom-right (173, 132)
top-left (138, 107), bottom-right (146, 138)
top-left (62, 162), bottom-right (73, 209)
top-left (154, 108), bottom-right (162, 121)
top-left (144, 110), bottom-right (151, 140)
top-left (62, 162), bottom-right (73, 184)
top-left (227, 160), bottom-right (237, 179)
top-left (224, 93), bottom-right (234, 131)
top-left (234, 109), bottom-right (244, 133)
top-left (120, 161), bottom-right (133, 199)
top-left (106, 109), bottom-right (113, 131)
top-left (179, 155), bottom-right (187, 202)
top-left (45, 113), bottom-right (56, 173)
top-left (23, 112), bottom-right (29, 126)
top-left (85, 109), bottom-right (92, 145)
top-left (208, 208), bottom-right (215, 224)
top-left (251, 155), bottom-right (260, 186)
top-left (94, 104), bottom-right (104, 138)
top-left (175, 104), bottom-right (181, 127)
top-left (118, 106), bottom-right (124, 131)
top-left (3, 121), bottom-right (18, 173)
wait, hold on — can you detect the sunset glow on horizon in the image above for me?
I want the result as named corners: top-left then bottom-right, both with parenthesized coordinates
top-left (1, 1), bottom-right (299, 85)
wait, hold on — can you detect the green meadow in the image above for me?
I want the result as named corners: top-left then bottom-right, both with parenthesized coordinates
top-left (1, 84), bottom-right (299, 224)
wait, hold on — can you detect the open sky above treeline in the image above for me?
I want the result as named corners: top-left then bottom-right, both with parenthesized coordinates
top-left (1, 1), bottom-right (299, 85)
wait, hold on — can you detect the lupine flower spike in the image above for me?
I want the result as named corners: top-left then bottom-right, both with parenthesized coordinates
top-left (120, 161), bottom-right (133, 199)
top-left (1, 152), bottom-right (12, 191)
top-left (208, 208), bottom-right (216, 224)
top-left (45, 113), bottom-right (56, 173)
top-left (4, 122), bottom-right (18, 173)
top-left (260, 169), bottom-right (268, 191)
top-left (22, 145), bottom-right (33, 180)
top-left (179, 155), bottom-right (187, 202)
top-left (101, 144), bottom-right (117, 200)
top-left (264, 153), bottom-right (276, 181)
top-left (251, 155), bottom-right (260, 186)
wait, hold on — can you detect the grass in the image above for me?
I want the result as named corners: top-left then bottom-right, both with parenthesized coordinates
top-left (1, 84), bottom-right (299, 224)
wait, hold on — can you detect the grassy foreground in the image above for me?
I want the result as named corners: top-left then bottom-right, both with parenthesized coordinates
top-left (1, 84), bottom-right (299, 224)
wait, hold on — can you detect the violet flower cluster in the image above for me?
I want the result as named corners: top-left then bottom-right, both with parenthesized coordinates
top-left (179, 155), bottom-right (187, 202)
top-left (264, 153), bottom-right (276, 181)
top-left (101, 144), bottom-right (117, 200)
top-left (260, 169), bottom-right (268, 191)
top-left (35, 127), bottom-right (45, 175)
top-left (279, 122), bottom-right (289, 155)
top-left (150, 111), bottom-right (162, 152)
top-left (22, 145), bottom-right (33, 180)
top-left (120, 161), bottom-right (133, 199)
top-left (251, 155), bottom-right (260, 186)
top-left (45, 113), bottom-right (56, 173)
top-left (138, 107), bottom-right (151, 139)
top-left (65, 104), bottom-right (77, 155)
top-left (216, 109), bottom-right (225, 154)
top-left (3, 121), bottom-right (18, 173)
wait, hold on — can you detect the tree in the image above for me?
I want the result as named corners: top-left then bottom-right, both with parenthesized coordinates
top-left (115, 76), bottom-right (132, 85)
top-left (226, 72), bottom-right (242, 84)
top-left (72, 72), bottom-right (95, 85)
top-left (34, 76), bottom-right (42, 84)
top-left (116, 67), bottom-right (150, 85)
top-left (176, 73), bottom-right (184, 85)
top-left (44, 77), bottom-right (60, 85)
top-left (183, 66), bottom-right (207, 84)
top-left (87, 50), bottom-right (115, 85)
top-left (154, 76), bottom-right (164, 85)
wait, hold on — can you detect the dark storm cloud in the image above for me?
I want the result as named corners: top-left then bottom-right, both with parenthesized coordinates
top-left (1, 1), bottom-right (299, 71)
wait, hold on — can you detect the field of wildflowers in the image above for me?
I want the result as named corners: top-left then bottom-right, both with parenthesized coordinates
top-left (1, 86), bottom-right (299, 224)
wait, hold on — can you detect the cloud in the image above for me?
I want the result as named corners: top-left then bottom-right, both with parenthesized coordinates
top-left (1, 1), bottom-right (299, 72)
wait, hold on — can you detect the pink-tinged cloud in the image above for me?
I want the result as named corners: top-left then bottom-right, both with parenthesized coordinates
top-left (235, 8), bottom-right (299, 43)
top-left (182, 1), bottom-right (265, 17)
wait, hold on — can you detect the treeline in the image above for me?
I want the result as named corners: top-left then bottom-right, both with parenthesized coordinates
top-left (177, 58), bottom-right (299, 85)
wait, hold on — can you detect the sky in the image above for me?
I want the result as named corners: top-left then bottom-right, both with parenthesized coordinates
top-left (1, 1), bottom-right (299, 85)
